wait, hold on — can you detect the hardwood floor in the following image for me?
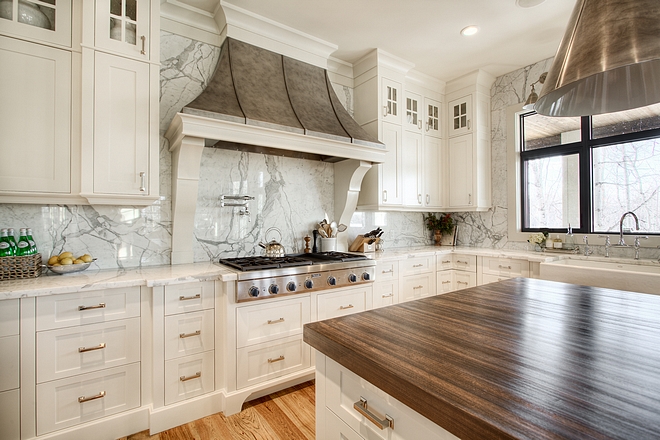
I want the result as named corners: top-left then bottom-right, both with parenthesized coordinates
top-left (123, 381), bottom-right (315, 440)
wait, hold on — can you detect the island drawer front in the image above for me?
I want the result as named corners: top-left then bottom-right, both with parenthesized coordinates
top-left (325, 407), bottom-right (363, 440)
top-left (482, 274), bottom-right (511, 285)
top-left (236, 296), bottom-right (310, 349)
top-left (325, 357), bottom-right (458, 440)
top-left (0, 389), bottom-right (20, 440)
top-left (36, 287), bottom-right (141, 331)
top-left (164, 350), bottom-right (214, 405)
top-left (164, 309), bottom-right (214, 360)
top-left (436, 254), bottom-right (454, 271)
top-left (164, 281), bottom-right (214, 316)
top-left (454, 271), bottom-right (477, 290)
top-left (376, 260), bottom-right (398, 281)
top-left (482, 257), bottom-right (529, 277)
top-left (400, 255), bottom-right (434, 276)
top-left (437, 271), bottom-right (454, 294)
top-left (372, 280), bottom-right (396, 309)
top-left (452, 254), bottom-right (477, 272)
top-left (317, 287), bottom-right (368, 321)
top-left (0, 335), bottom-right (19, 392)
top-left (36, 317), bottom-right (140, 383)
top-left (400, 272), bottom-right (435, 303)
top-left (236, 335), bottom-right (310, 390)
top-left (36, 362), bottom-right (140, 436)
top-left (0, 299), bottom-right (19, 337)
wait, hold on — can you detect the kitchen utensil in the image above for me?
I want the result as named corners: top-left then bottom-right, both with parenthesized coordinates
top-left (336, 224), bottom-right (347, 233)
top-left (330, 222), bottom-right (337, 237)
top-left (258, 227), bottom-right (286, 258)
top-left (312, 230), bottom-right (319, 253)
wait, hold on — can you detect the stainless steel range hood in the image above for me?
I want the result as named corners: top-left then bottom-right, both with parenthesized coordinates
top-left (172, 37), bottom-right (384, 162)
top-left (165, 38), bottom-right (385, 264)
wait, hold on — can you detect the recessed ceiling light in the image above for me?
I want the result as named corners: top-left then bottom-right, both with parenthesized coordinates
top-left (516, 0), bottom-right (546, 8)
top-left (460, 25), bottom-right (479, 36)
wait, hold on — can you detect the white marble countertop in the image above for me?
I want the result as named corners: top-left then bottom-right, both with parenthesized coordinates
top-left (0, 262), bottom-right (236, 300)
top-left (369, 245), bottom-right (561, 263)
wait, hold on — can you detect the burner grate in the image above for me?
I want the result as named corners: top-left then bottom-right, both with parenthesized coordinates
top-left (218, 256), bottom-right (313, 271)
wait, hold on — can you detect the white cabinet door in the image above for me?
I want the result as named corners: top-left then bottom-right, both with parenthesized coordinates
top-left (93, 51), bottom-right (150, 195)
top-left (0, 0), bottom-right (72, 47)
top-left (423, 135), bottom-right (442, 208)
top-left (0, 37), bottom-right (71, 194)
top-left (403, 90), bottom-right (422, 133)
top-left (448, 134), bottom-right (473, 209)
top-left (424, 97), bottom-right (442, 139)
top-left (448, 95), bottom-right (472, 137)
top-left (0, 389), bottom-right (20, 440)
top-left (402, 130), bottom-right (422, 207)
top-left (381, 77), bottom-right (401, 124)
top-left (380, 121), bottom-right (402, 205)
top-left (95, 0), bottom-right (151, 60)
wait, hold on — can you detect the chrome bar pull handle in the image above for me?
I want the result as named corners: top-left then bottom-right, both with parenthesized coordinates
top-left (268, 355), bottom-right (285, 363)
top-left (354, 397), bottom-right (394, 430)
top-left (139, 171), bottom-right (146, 192)
top-left (179, 294), bottom-right (201, 301)
top-left (78, 391), bottom-right (106, 403)
top-left (79, 303), bottom-right (106, 311)
top-left (78, 343), bottom-right (106, 353)
top-left (140, 36), bottom-right (146, 55)
top-left (267, 318), bottom-right (285, 325)
top-left (180, 372), bottom-right (201, 382)
top-left (179, 330), bottom-right (201, 339)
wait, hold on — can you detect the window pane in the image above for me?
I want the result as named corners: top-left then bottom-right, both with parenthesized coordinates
top-left (524, 154), bottom-right (580, 229)
top-left (522, 112), bottom-right (581, 151)
top-left (592, 139), bottom-right (660, 233)
top-left (592, 103), bottom-right (660, 139)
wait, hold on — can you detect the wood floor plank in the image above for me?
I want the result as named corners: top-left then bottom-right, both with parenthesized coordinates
top-left (126, 381), bottom-right (315, 440)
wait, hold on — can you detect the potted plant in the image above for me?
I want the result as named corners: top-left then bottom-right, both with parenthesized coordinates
top-left (424, 213), bottom-right (453, 245)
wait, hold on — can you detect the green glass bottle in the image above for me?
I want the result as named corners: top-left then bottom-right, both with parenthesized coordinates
top-left (6, 228), bottom-right (18, 254)
top-left (0, 229), bottom-right (13, 257)
top-left (26, 228), bottom-right (37, 255)
top-left (16, 228), bottom-right (31, 256)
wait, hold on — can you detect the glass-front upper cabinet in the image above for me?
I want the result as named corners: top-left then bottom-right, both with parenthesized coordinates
top-left (0, 0), bottom-right (72, 46)
top-left (95, 0), bottom-right (150, 60)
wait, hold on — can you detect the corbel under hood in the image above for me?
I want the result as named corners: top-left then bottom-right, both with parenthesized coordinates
top-left (165, 38), bottom-right (385, 264)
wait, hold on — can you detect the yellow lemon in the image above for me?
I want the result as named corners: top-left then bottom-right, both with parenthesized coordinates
top-left (73, 259), bottom-right (85, 264)
top-left (80, 254), bottom-right (93, 263)
top-left (60, 257), bottom-right (74, 265)
top-left (48, 256), bottom-right (59, 265)
top-left (59, 251), bottom-right (73, 260)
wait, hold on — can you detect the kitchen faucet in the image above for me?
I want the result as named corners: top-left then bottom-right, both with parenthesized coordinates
top-left (617, 211), bottom-right (639, 246)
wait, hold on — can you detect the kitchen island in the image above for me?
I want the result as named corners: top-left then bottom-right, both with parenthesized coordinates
top-left (303, 277), bottom-right (660, 439)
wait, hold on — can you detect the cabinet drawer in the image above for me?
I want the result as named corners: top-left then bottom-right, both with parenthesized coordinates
top-left (317, 287), bottom-right (368, 321)
top-left (236, 335), bottom-right (310, 390)
top-left (0, 389), bottom-right (20, 440)
top-left (236, 296), bottom-right (309, 349)
top-left (400, 255), bottom-right (434, 276)
top-left (0, 299), bottom-right (19, 337)
top-left (325, 407), bottom-right (363, 440)
top-left (0, 335), bottom-right (19, 392)
top-left (454, 271), bottom-right (477, 290)
top-left (164, 351), bottom-right (214, 405)
top-left (482, 257), bottom-right (528, 277)
top-left (375, 260), bottom-right (398, 281)
top-left (482, 273), bottom-right (510, 285)
top-left (400, 273), bottom-right (436, 303)
top-left (36, 287), bottom-right (140, 331)
top-left (36, 317), bottom-right (140, 383)
top-left (164, 309), bottom-right (214, 360)
top-left (436, 254), bottom-right (454, 271)
top-left (373, 280), bottom-right (397, 309)
top-left (164, 281), bottom-right (214, 315)
top-left (325, 357), bottom-right (457, 440)
top-left (36, 362), bottom-right (140, 436)
top-left (437, 271), bottom-right (453, 294)
top-left (452, 254), bottom-right (477, 272)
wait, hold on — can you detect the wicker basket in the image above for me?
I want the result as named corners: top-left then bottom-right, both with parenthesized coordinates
top-left (0, 254), bottom-right (43, 281)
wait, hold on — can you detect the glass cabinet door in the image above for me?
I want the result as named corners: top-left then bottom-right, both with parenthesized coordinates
top-left (95, 0), bottom-right (150, 59)
top-left (0, 0), bottom-right (72, 46)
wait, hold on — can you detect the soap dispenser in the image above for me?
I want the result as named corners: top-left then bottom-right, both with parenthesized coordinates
top-left (565, 224), bottom-right (575, 250)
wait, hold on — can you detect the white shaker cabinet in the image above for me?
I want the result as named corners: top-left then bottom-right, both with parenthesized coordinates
top-left (404, 90), bottom-right (423, 133)
top-left (448, 95), bottom-right (472, 138)
top-left (95, 0), bottom-right (151, 60)
top-left (401, 130), bottom-right (423, 207)
top-left (423, 134), bottom-right (443, 208)
top-left (0, 0), bottom-right (72, 47)
top-left (0, 37), bottom-right (75, 201)
top-left (424, 97), bottom-right (442, 139)
top-left (448, 134), bottom-right (474, 209)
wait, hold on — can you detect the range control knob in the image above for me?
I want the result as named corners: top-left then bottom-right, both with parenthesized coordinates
top-left (268, 284), bottom-right (279, 295)
top-left (304, 279), bottom-right (314, 289)
top-left (362, 272), bottom-right (371, 281)
top-left (327, 276), bottom-right (337, 286)
top-left (348, 273), bottom-right (358, 283)
top-left (286, 281), bottom-right (297, 292)
top-left (248, 286), bottom-right (260, 297)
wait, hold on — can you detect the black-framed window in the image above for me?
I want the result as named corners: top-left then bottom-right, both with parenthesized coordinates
top-left (519, 103), bottom-right (660, 235)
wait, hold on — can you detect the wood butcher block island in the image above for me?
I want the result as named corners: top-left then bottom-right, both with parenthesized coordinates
top-left (303, 278), bottom-right (660, 440)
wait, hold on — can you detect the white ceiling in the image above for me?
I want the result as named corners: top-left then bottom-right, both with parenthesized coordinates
top-left (173, 0), bottom-right (577, 82)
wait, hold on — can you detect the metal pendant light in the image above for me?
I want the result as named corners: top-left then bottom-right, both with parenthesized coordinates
top-left (534, 0), bottom-right (660, 117)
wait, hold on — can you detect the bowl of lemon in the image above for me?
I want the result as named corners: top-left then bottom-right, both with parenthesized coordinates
top-left (47, 252), bottom-right (96, 274)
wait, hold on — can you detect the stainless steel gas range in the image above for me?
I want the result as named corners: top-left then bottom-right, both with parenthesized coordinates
top-left (218, 252), bottom-right (376, 302)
